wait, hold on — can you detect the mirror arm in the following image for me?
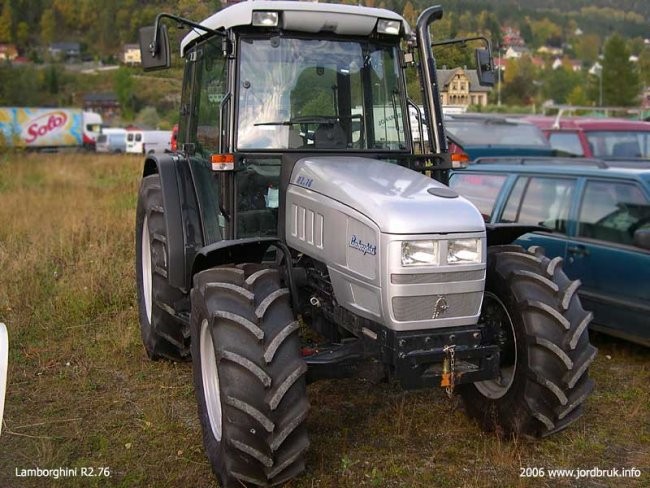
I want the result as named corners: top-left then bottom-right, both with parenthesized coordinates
top-left (431, 35), bottom-right (492, 51)
top-left (151, 12), bottom-right (225, 57)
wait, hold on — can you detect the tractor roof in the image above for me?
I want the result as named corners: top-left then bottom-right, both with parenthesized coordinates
top-left (180, 0), bottom-right (411, 55)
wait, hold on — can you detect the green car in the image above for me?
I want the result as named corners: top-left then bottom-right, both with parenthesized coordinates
top-left (451, 158), bottom-right (650, 346)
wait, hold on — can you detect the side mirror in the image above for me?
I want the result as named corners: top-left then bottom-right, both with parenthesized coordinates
top-left (475, 48), bottom-right (495, 87)
top-left (633, 228), bottom-right (650, 250)
top-left (139, 24), bottom-right (171, 71)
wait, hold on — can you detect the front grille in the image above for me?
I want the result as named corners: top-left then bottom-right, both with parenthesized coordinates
top-left (391, 270), bottom-right (484, 285)
top-left (392, 292), bottom-right (482, 322)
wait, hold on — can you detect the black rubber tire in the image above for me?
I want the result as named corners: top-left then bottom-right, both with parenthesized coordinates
top-left (191, 264), bottom-right (309, 487)
top-left (459, 245), bottom-right (597, 437)
top-left (135, 174), bottom-right (190, 361)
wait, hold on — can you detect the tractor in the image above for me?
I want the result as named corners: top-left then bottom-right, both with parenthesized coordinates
top-left (135, 2), bottom-right (596, 486)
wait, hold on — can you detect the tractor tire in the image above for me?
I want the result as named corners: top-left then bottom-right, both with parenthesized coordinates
top-left (191, 265), bottom-right (309, 487)
top-left (135, 174), bottom-right (190, 361)
top-left (459, 245), bottom-right (596, 437)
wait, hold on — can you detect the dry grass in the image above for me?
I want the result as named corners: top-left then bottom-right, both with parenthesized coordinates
top-left (0, 153), bottom-right (648, 487)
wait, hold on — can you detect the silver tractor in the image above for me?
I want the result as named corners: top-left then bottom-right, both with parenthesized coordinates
top-left (135, 2), bottom-right (596, 486)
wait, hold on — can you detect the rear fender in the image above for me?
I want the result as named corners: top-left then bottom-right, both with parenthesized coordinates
top-left (142, 154), bottom-right (188, 290)
top-left (486, 223), bottom-right (546, 247)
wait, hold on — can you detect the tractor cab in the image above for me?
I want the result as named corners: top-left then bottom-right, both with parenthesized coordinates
top-left (140, 1), bottom-right (491, 242)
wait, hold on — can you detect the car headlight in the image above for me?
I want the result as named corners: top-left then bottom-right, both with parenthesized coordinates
top-left (447, 238), bottom-right (481, 264)
top-left (401, 240), bottom-right (439, 266)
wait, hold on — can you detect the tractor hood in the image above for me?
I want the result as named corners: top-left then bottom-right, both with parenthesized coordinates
top-left (289, 156), bottom-right (485, 234)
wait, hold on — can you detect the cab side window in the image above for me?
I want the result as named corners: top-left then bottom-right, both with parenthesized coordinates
top-left (193, 42), bottom-right (228, 156)
top-left (181, 42), bottom-right (227, 157)
top-left (178, 49), bottom-right (196, 150)
top-left (577, 181), bottom-right (650, 246)
top-left (501, 176), bottom-right (576, 233)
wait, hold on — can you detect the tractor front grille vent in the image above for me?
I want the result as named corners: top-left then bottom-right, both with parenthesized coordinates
top-left (392, 292), bottom-right (482, 322)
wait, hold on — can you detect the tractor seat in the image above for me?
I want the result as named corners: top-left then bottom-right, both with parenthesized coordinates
top-left (313, 122), bottom-right (346, 149)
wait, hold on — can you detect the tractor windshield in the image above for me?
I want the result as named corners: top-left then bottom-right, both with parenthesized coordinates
top-left (237, 36), bottom-right (408, 152)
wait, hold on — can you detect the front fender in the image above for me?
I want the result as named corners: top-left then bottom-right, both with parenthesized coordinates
top-left (191, 237), bottom-right (280, 278)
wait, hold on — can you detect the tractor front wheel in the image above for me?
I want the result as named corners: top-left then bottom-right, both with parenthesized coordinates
top-left (460, 245), bottom-right (596, 437)
top-left (191, 265), bottom-right (309, 487)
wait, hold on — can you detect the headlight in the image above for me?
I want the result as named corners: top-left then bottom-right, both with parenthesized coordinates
top-left (401, 240), bottom-right (439, 266)
top-left (377, 19), bottom-right (401, 35)
top-left (447, 238), bottom-right (481, 265)
top-left (252, 11), bottom-right (279, 27)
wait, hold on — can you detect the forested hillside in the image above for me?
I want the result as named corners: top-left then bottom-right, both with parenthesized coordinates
top-left (0, 0), bottom-right (647, 123)
top-left (0, 0), bottom-right (647, 60)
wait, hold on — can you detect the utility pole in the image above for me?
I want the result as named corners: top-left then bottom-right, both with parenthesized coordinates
top-left (599, 68), bottom-right (603, 107)
top-left (497, 46), bottom-right (502, 106)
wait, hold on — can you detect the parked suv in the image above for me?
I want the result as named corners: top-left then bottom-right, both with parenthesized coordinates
top-left (446, 114), bottom-right (556, 160)
top-left (450, 158), bottom-right (650, 346)
top-left (525, 116), bottom-right (650, 160)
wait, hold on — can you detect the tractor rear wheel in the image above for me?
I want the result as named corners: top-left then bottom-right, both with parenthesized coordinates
top-left (191, 265), bottom-right (309, 487)
top-left (460, 245), bottom-right (596, 437)
top-left (135, 174), bottom-right (189, 361)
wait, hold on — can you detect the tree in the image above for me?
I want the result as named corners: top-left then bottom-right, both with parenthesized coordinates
top-left (574, 34), bottom-right (601, 65)
top-left (601, 34), bottom-right (640, 106)
top-left (566, 85), bottom-right (589, 106)
top-left (479, 11), bottom-right (502, 47)
top-left (0, 1), bottom-right (13, 43)
top-left (44, 65), bottom-right (60, 95)
top-left (502, 56), bottom-right (539, 105)
top-left (53, 0), bottom-right (79, 31)
top-left (639, 48), bottom-right (650, 87)
top-left (40, 9), bottom-right (56, 45)
top-left (530, 18), bottom-right (561, 48)
top-left (401, 1), bottom-right (416, 27)
top-left (519, 20), bottom-right (533, 46)
top-left (114, 67), bottom-right (135, 120)
top-left (542, 65), bottom-right (582, 104)
top-left (15, 21), bottom-right (29, 50)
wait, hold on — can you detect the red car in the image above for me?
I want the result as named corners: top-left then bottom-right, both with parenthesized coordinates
top-left (525, 116), bottom-right (650, 160)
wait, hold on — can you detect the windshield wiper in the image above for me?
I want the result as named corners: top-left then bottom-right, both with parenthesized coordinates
top-left (254, 115), bottom-right (339, 126)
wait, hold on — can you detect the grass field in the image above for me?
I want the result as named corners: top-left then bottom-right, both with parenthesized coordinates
top-left (0, 153), bottom-right (648, 487)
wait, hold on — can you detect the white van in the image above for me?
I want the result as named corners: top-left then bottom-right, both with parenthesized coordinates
top-left (96, 128), bottom-right (127, 153)
top-left (126, 130), bottom-right (172, 154)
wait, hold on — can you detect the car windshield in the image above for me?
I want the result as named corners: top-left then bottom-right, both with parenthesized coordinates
top-left (585, 131), bottom-right (650, 159)
top-left (446, 119), bottom-right (550, 147)
top-left (237, 36), bottom-right (408, 151)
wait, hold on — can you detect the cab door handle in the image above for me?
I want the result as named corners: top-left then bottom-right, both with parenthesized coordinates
top-left (568, 244), bottom-right (589, 257)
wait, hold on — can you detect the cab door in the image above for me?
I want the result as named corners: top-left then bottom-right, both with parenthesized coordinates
top-left (563, 178), bottom-right (650, 344)
top-left (182, 40), bottom-right (230, 245)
